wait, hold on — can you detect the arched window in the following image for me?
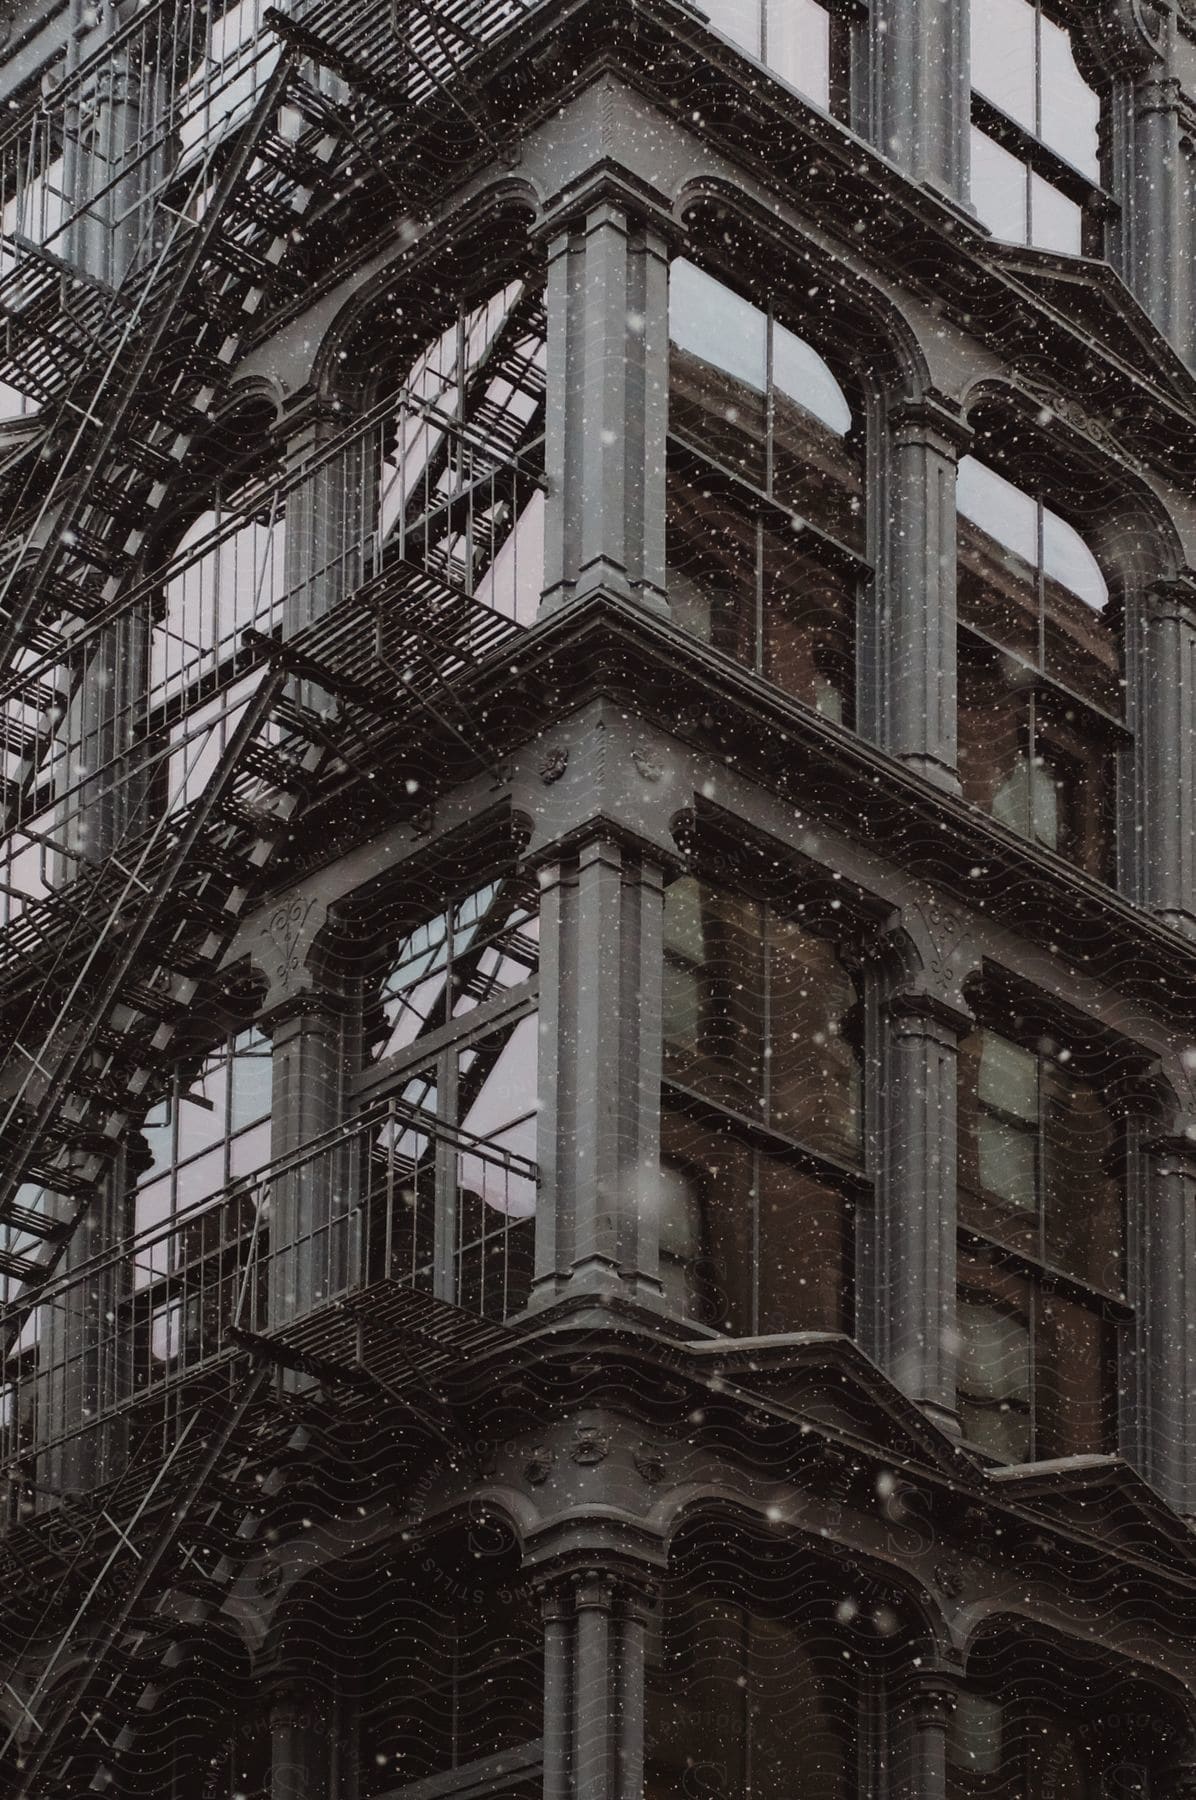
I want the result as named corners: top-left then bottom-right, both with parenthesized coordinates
top-left (956, 1009), bottom-right (1124, 1463)
top-left (969, 0), bottom-right (1102, 254)
top-left (667, 259), bottom-right (864, 728)
top-left (660, 869), bottom-right (863, 1335)
top-left (956, 455), bottom-right (1120, 880)
top-left (371, 280), bottom-right (546, 624)
top-left (696, 0), bottom-right (846, 115)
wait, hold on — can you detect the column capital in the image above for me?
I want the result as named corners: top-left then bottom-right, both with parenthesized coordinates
top-left (904, 1668), bottom-right (962, 1729)
top-left (886, 985), bottom-right (975, 1043)
top-left (536, 171), bottom-right (676, 249)
top-left (1146, 572), bottom-right (1196, 625)
top-left (888, 392), bottom-right (974, 459)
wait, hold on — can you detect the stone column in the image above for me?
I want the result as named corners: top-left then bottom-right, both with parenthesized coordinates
top-left (881, 394), bottom-right (971, 793)
top-left (269, 1679), bottom-right (328, 1800)
top-left (1139, 576), bottom-right (1196, 940)
top-left (265, 990), bottom-right (350, 1328)
top-left (541, 195), bottom-right (669, 614)
top-left (866, 982), bottom-right (973, 1434)
top-left (1109, 67), bottom-right (1195, 366)
top-left (1125, 1129), bottom-right (1196, 1516)
top-left (870, 0), bottom-right (970, 205)
top-left (532, 836), bottom-right (666, 1309)
top-left (535, 1565), bottom-right (659, 1800)
top-left (900, 1675), bottom-right (957, 1800)
top-left (281, 404), bottom-right (372, 640)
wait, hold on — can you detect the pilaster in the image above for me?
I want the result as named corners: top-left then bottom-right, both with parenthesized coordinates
top-left (532, 1556), bottom-right (661, 1800)
top-left (866, 970), bottom-right (973, 1433)
top-left (281, 401), bottom-right (372, 642)
top-left (1126, 1127), bottom-right (1196, 1515)
top-left (264, 989), bottom-right (351, 1327)
top-left (532, 834), bottom-right (667, 1309)
top-left (881, 395), bottom-right (971, 793)
top-left (1111, 69), bottom-right (1195, 364)
top-left (541, 196), bottom-right (670, 614)
top-left (1139, 576), bottom-right (1196, 939)
top-left (870, 0), bottom-right (970, 204)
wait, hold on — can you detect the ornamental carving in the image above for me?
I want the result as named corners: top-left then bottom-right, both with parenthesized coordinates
top-left (266, 895), bottom-right (315, 991)
top-left (633, 1444), bottom-right (666, 1485)
top-left (571, 1424), bottom-right (611, 1466)
top-left (540, 746), bottom-right (569, 784)
top-left (525, 1447), bottom-right (556, 1485)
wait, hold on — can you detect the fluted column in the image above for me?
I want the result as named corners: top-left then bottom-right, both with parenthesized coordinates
top-left (1126, 1130), bottom-right (1196, 1516)
top-left (532, 836), bottom-right (666, 1308)
top-left (541, 196), bottom-right (669, 614)
top-left (900, 1674), bottom-right (958, 1800)
top-left (1112, 70), bottom-right (1195, 364)
top-left (871, 0), bottom-right (969, 204)
top-left (881, 394), bottom-right (971, 792)
top-left (867, 986), bottom-right (972, 1432)
top-left (535, 1566), bottom-right (658, 1800)
top-left (1139, 577), bottom-right (1196, 939)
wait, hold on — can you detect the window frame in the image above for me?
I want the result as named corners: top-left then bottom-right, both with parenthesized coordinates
top-left (351, 870), bottom-right (541, 1316)
top-left (967, 0), bottom-right (1111, 256)
top-left (660, 860), bottom-right (871, 1339)
top-left (694, 0), bottom-right (863, 121)
top-left (956, 1019), bottom-right (1132, 1466)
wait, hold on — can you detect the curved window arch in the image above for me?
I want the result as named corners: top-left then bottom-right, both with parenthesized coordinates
top-left (667, 257), bottom-right (865, 727)
top-left (956, 453), bottom-right (1121, 879)
top-left (369, 279), bottom-right (547, 625)
top-left (969, 0), bottom-right (1102, 254)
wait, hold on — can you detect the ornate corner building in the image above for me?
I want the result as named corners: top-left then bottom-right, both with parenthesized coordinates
top-left (0, 0), bottom-right (1195, 1794)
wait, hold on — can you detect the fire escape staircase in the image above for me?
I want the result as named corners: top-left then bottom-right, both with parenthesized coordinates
top-left (0, 40), bottom-right (342, 674)
top-left (0, 665), bottom-right (332, 1361)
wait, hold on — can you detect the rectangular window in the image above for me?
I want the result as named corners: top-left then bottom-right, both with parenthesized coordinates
top-left (969, 0), bottom-right (1102, 255)
top-left (699, 0), bottom-right (837, 111)
top-left (957, 1024), bottom-right (1124, 1462)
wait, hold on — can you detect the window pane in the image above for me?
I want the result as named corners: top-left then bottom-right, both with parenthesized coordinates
top-left (670, 261), bottom-right (768, 482)
top-left (665, 469), bottom-right (758, 661)
top-left (1041, 1071), bottom-right (1120, 1290)
top-left (766, 913), bottom-right (861, 1159)
top-left (970, 0), bottom-right (1035, 130)
top-left (661, 1105), bottom-right (757, 1334)
top-left (1034, 1287), bottom-right (1115, 1458)
top-left (662, 880), bottom-right (766, 1112)
top-left (756, 1160), bottom-right (852, 1334)
top-left (1029, 173), bottom-right (1084, 255)
top-left (957, 639), bottom-right (1033, 828)
top-left (958, 458), bottom-right (1038, 570)
top-left (958, 1287), bottom-right (1032, 1463)
top-left (670, 260), bottom-right (767, 397)
top-left (772, 323), bottom-right (851, 437)
top-left (970, 128), bottom-right (1029, 244)
top-left (700, 0), bottom-right (762, 57)
top-left (1039, 13), bottom-right (1100, 180)
top-left (978, 1031), bottom-right (1038, 1123)
top-left (762, 531), bottom-right (856, 726)
top-left (229, 1027), bottom-right (272, 1133)
top-left (765, 0), bottom-right (830, 107)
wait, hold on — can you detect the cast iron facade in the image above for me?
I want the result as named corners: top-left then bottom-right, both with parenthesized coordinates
top-left (0, 0), bottom-right (1195, 1795)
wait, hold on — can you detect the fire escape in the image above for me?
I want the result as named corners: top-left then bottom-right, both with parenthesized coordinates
top-left (0, 2), bottom-right (548, 1793)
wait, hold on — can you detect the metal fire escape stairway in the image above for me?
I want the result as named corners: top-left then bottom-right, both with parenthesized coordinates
top-left (2, 1364), bottom-right (298, 1798)
top-left (0, 666), bottom-right (328, 1360)
top-left (0, 38), bottom-right (341, 674)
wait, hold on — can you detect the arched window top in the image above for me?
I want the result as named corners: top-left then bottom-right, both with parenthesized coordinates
top-left (958, 455), bottom-right (1107, 612)
top-left (669, 259), bottom-right (853, 437)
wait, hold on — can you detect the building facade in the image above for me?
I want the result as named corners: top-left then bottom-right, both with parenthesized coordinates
top-left (0, 0), bottom-right (1195, 1793)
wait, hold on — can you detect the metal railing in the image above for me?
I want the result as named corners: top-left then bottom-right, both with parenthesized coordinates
top-left (0, 1093), bottom-right (536, 1508)
top-left (0, 385), bottom-right (544, 936)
